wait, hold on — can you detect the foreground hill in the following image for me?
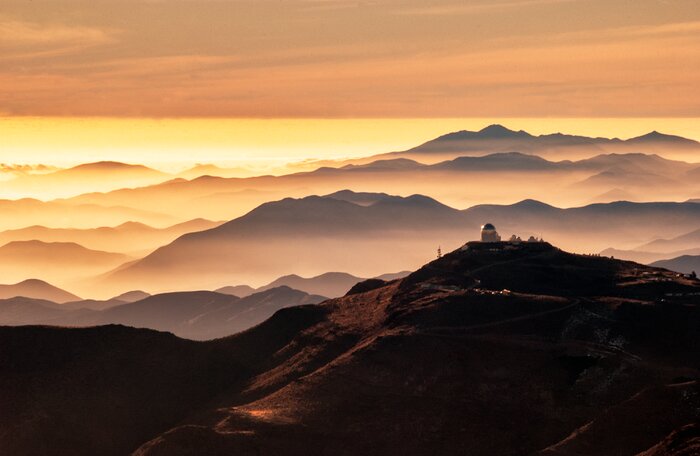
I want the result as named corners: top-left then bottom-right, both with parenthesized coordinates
top-left (0, 287), bottom-right (326, 340)
top-left (1, 242), bottom-right (698, 455)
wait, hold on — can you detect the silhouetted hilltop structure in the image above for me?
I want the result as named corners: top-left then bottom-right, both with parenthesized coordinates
top-left (0, 241), bottom-right (698, 455)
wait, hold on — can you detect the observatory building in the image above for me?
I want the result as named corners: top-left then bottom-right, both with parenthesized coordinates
top-left (461, 222), bottom-right (545, 252)
top-left (480, 223), bottom-right (501, 242)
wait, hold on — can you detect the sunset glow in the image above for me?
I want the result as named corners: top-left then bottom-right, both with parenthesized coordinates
top-left (2, 0), bottom-right (699, 119)
top-left (3, 117), bottom-right (700, 168)
top-left (1, 1), bottom-right (700, 453)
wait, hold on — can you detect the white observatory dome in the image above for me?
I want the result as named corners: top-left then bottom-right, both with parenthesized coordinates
top-left (480, 223), bottom-right (501, 242)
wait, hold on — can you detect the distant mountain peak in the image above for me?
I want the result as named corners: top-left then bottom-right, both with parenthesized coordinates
top-left (628, 131), bottom-right (699, 144)
top-left (16, 278), bottom-right (53, 286)
top-left (69, 161), bottom-right (155, 171)
top-left (115, 221), bottom-right (151, 230)
top-left (0, 278), bottom-right (81, 303)
top-left (511, 199), bottom-right (556, 209)
top-left (478, 124), bottom-right (532, 138)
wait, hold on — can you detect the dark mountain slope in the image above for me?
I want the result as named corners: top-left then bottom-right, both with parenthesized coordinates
top-left (635, 424), bottom-right (700, 456)
top-left (0, 314), bottom-right (326, 456)
top-left (540, 382), bottom-right (700, 456)
top-left (1, 242), bottom-right (698, 455)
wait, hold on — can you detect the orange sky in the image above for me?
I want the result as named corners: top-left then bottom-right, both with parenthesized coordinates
top-left (1, 0), bottom-right (699, 118)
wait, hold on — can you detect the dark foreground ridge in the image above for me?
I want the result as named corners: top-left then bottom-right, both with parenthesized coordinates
top-left (1, 242), bottom-right (698, 455)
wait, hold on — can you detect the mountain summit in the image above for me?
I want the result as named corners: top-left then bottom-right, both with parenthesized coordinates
top-left (478, 124), bottom-right (533, 138)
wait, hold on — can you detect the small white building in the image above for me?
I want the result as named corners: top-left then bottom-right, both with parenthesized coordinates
top-left (480, 223), bottom-right (501, 242)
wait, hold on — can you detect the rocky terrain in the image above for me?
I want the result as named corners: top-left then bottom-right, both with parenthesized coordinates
top-left (0, 242), bottom-right (698, 455)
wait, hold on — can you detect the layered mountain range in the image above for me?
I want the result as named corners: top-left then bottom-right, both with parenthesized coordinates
top-left (2, 189), bottom-right (700, 296)
top-left (1, 126), bottom-right (695, 229)
top-left (94, 191), bottom-right (700, 295)
top-left (384, 124), bottom-right (700, 162)
top-left (1, 125), bottom-right (699, 455)
top-left (51, 148), bottom-right (700, 222)
top-left (0, 286), bottom-right (326, 340)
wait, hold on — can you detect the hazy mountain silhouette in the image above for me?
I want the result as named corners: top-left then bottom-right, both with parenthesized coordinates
top-left (336, 157), bottom-right (425, 172)
top-left (598, 247), bottom-right (700, 265)
top-left (573, 152), bottom-right (694, 174)
top-left (383, 124), bottom-right (700, 162)
top-left (97, 192), bottom-right (700, 293)
top-left (0, 297), bottom-right (85, 325)
top-left (177, 163), bottom-right (258, 179)
top-left (101, 192), bottom-right (468, 293)
top-left (111, 290), bottom-right (151, 302)
top-left (0, 286), bottom-right (326, 340)
top-left (215, 285), bottom-right (257, 297)
top-left (626, 130), bottom-right (700, 147)
top-left (323, 189), bottom-right (404, 205)
top-left (258, 271), bottom-right (409, 297)
top-left (57, 290), bottom-right (154, 311)
top-left (2, 161), bottom-right (172, 199)
top-left (0, 279), bottom-right (81, 303)
top-left (637, 228), bottom-right (700, 253)
top-left (651, 255), bottom-right (700, 274)
top-left (0, 218), bottom-right (221, 254)
top-left (0, 242), bottom-right (697, 455)
top-left (319, 151), bottom-right (693, 175)
top-left (587, 187), bottom-right (638, 203)
top-left (217, 271), bottom-right (412, 298)
top-left (433, 151), bottom-right (559, 171)
top-left (0, 240), bottom-right (131, 285)
top-left (570, 168), bottom-right (679, 191)
top-left (0, 198), bottom-right (177, 231)
top-left (462, 199), bottom-right (700, 251)
top-left (60, 150), bottom-right (700, 222)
